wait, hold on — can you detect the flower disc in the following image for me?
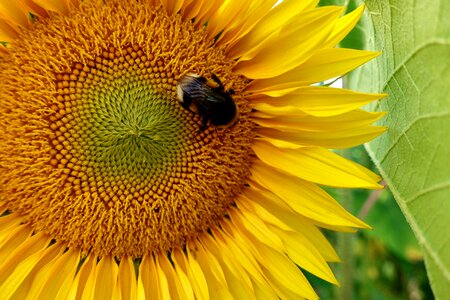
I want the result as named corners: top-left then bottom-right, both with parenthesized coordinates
top-left (0, 0), bottom-right (254, 257)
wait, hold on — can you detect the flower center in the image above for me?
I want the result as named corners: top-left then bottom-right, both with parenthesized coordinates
top-left (53, 63), bottom-right (187, 186)
top-left (0, 0), bottom-right (254, 257)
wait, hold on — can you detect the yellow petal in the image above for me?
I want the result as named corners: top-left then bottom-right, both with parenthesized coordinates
top-left (250, 162), bottom-right (368, 229)
top-left (324, 5), bottom-right (365, 48)
top-left (227, 0), bottom-right (319, 59)
top-left (0, 217), bottom-right (32, 251)
top-left (171, 258), bottom-right (196, 300)
top-left (0, 1), bottom-right (30, 28)
top-left (0, 19), bottom-right (18, 42)
top-left (213, 229), bottom-right (268, 288)
top-left (251, 278), bottom-right (278, 300)
top-left (0, 231), bottom-right (50, 284)
top-left (251, 110), bottom-right (306, 119)
top-left (155, 256), bottom-right (171, 300)
top-left (80, 255), bottom-right (98, 300)
top-left (92, 255), bottom-right (119, 300)
top-left (0, 245), bottom-right (47, 299)
top-left (230, 208), bottom-right (284, 250)
top-left (254, 109), bottom-right (385, 130)
top-left (158, 254), bottom-right (194, 300)
top-left (118, 257), bottom-right (137, 300)
top-left (238, 195), bottom-right (338, 284)
top-left (160, 0), bottom-right (185, 15)
top-left (31, 0), bottom-right (70, 14)
top-left (181, 0), bottom-right (206, 20)
top-left (112, 284), bottom-right (121, 300)
top-left (27, 249), bottom-right (80, 299)
top-left (190, 241), bottom-right (234, 299)
top-left (237, 200), bottom-right (291, 232)
top-left (0, 214), bottom-right (26, 245)
top-left (138, 254), bottom-right (170, 300)
top-left (207, 232), bottom-right (255, 290)
top-left (19, 0), bottom-right (49, 18)
top-left (138, 255), bottom-right (158, 300)
top-left (193, 243), bottom-right (228, 288)
top-left (67, 254), bottom-right (96, 300)
top-left (216, 0), bottom-right (278, 47)
top-left (271, 226), bottom-right (338, 285)
top-left (249, 86), bottom-right (386, 116)
top-left (0, 201), bottom-right (7, 213)
top-left (261, 259), bottom-right (317, 300)
top-left (257, 126), bottom-right (386, 148)
top-left (194, 0), bottom-right (224, 27)
top-left (253, 140), bottom-right (382, 188)
top-left (248, 49), bottom-right (380, 91)
top-left (202, 234), bottom-right (255, 299)
top-left (243, 187), bottom-right (340, 262)
top-left (172, 249), bottom-right (210, 300)
top-left (256, 137), bottom-right (304, 149)
top-left (10, 243), bottom-right (64, 300)
top-left (220, 269), bottom-right (256, 300)
top-left (233, 228), bottom-right (318, 300)
top-left (234, 7), bottom-right (343, 79)
top-left (180, 0), bottom-right (194, 12)
top-left (52, 251), bottom-right (83, 299)
top-left (206, 0), bottom-right (251, 40)
top-left (137, 276), bottom-right (145, 300)
top-left (219, 221), bottom-right (284, 298)
top-left (308, 220), bottom-right (360, 233)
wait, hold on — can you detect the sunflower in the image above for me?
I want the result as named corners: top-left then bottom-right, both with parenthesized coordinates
top-left (0, 0), bottom-right (385, 299)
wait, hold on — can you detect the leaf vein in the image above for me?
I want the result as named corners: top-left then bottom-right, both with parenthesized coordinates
top-left (420, 145), bottom-right (439, 192)
top-left (406, 181), bottom-right (450, 204)
top-left (379, 111), bottom-right (450, 164)
top-left (402, 65), bottom-right (420, 97)
top-left (381, 39), bottom-right (450, 91)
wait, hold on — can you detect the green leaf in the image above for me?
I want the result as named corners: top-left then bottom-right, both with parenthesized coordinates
top-left (347, 1), bottom-right (450, 299)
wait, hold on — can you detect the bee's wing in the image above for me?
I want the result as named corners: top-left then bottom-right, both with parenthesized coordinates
top-left (180, 87), bottom-right (209, 113)
top-left (188, 87), bottom-right (211, 100)
top-left (204, 87), bottom-right (230, 104)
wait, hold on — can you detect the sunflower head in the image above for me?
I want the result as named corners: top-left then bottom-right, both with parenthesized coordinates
top-left (0, 0), bottom-right (385, 299)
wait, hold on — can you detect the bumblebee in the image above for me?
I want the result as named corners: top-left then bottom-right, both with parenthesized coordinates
top-left (176, 73), bottom-right (239, 131)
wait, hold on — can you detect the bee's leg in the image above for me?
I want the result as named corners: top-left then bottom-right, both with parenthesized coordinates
top-left (199, 115), bottom-right (209, 132)
top-left (228, 89), bottom-right (235, 95)
top-left (211, 74), bottom-right (223, 87)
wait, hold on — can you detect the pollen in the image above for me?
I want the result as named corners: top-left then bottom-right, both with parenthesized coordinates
top-left (0, 0), bottom-right (254, 257)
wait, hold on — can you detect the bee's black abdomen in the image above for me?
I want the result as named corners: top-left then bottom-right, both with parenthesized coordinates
top-left (177, 73), bottom-right (239, 129)
top-left (209, 98), bottom-right (237, 126)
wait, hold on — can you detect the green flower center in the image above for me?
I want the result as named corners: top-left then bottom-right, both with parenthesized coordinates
top-left (63, 74), bottom-right (186, 181)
